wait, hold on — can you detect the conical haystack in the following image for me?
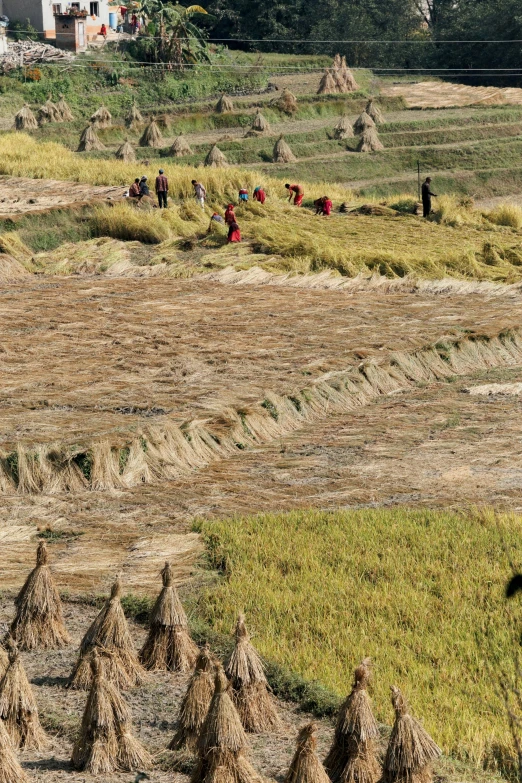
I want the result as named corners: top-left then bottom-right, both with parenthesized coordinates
top-left (333, 116), bottom-right (354, 140)
top-left (383, 687), bottom-right (441, 783)
top-left (225, 614), bottom-right (279, 733)
top-left (192, 667), bottom-right (264, 783)
top-left (216, 94), bottom-right (234, 113)
top-left (365, 99), bottom-right (385, 125)
top-left (353, 111), bottom-right (375, 135)
top-left (126, 101), bottom-right (144, 129)
top-left (91, 105), bottom-right (112, 128)
top-left (140, 562), bottom-right (198, 672)
top-left (0, 642), bottom-right (47, 750)
top-left (72, 650), bottom-right (152, 775)
top-left (324, 659), bottom-right (381, 783)
top-left (285, 723), bottom-right (330, 783)
top-left (341, 57), bottom-right (359, 91)
top-left (273, 135), bottom-right (296, 164)
top-left (333, 70), bottom-right (350, 94)
top-left (205, 144), bottom-right (227, 168)
top-left (37, 96), bottom-right (61, 125)
top-left (169, 645), bottom-right (217, 752)
top-left (0, 718), bottom-right (29, 783)
top-left (140, 117), bottom-right (163, 148)
top-left (333, 53), bottom-right (342, 69)
top-left (245, 109), bottom-right (271, 137)
top-left (10, 541), bottom-right (69, 650)
top-left (273, 88), bottom-right (298, 114)
top-left (170, 134), bottom-right (193, 157)
top-left (77, 123), bottom-right (106, 153)
top-left (56, 94), bottom-right (74, 121)
top-left (116, 140), bottom-right (136, 163)
top-left (357, 127), bottom-right (384, 153)
top-left (69, 578), bottom-right (144, 690)
top-left (14, 105), bottom-right (38, 131)
top-left (318, 69), bottom-right (337, 95)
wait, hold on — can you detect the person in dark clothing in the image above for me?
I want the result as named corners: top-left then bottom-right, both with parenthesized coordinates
top-left (138, 176), bottom-right (150, 201)
top-left (155, 169), bottom-right (168, 208)
top-left (421, 177), bottom-right (437, 218)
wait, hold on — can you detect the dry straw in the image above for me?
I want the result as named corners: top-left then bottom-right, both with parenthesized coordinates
top-left (69, 577), bottom-right (144, 690)
top-left (77, 123), bottom-right (105, 153)
top-left (357, 127), bottom-right (384, 153)
top-left (333, 116), bottom-right (354, 140)
top-left (333, 70), bottom-right (350, 94)
top-left (126, 101), bottom-right (144, 129)
top-left (272, 88), bottom-right (298, 114)
top-left (273, 135), bottom-right (297, 164)
top-left (353, 111), bottom-right (375, 135)
top-left (324, 659), bottom-right (381, 783)
top-left (10, 540), bottom-right (69, 650)
top-left (171, 134), bottom-right (193, 156)
top-left (116, 140), bottom-right (136, 163)
top-left (285, 723), bottom-right (330, 783)
top-left (140, 561), bottom-right (198, 672)
top-left (37, 95), bottom-right (61, 125)
top-left (91, 105), bottom-right (112, 128)
top-left (225, 614), bottom-right (279, 733)
top-left (365, 99), bottom-right (385, 125)
top-left (0, 645), bottom-right (7, 680)
top-left (341, 57), bottom-right (359, 91)
top-left (205, 144), bottom-right (228, 167)
top-left (0, 718), bottom-right (28, 783)
top-left (71, 649), bottom-right (152, 775)
top-left (140, 117), bottom-right (164, 148)
top-left (383, 686), bottom-right (441, 783)
top-left (0, 641), bottom-right (47, 750)
top-left (192, 666), bottom-right (264, 783)
top-left (246, 109), bottom-right (271, 137)
top-left (318, 70), bottom-right (337, 95)
top-left (14, 105), bottom-right (38, 131)
top-left (216, 94), bottom-right (234, 113)
top-left (56, 94), bottom-right (74, 122)
top-left (169, 645), bottom-right (217, 752)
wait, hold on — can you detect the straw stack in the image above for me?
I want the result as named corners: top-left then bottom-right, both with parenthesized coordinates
top-left (285, 723), bottom-right (330, 783)
top-left (245, 110), bottom-right (271, 137)
top-left (216, 94), bottom-right (234, 113)
top-left (273, 135), bottom-right (296, 163)
top-left (383, 687), bottom-right (441, 783)
top-left (77, 123), bottom-right (105, 152)
top-left (0, 642), bottom-right (47, 750)
top-left (205, 144), bottom-right (227, 167)
top-left (0, 718), bottom-right (29, 783)
top-left (14, 105), bottom-right (38, 131)
top-left (318, 70), bottom-right (337, 95)
top-left (225, 614), bottom-right (279, 733)
top-left (169, 645), bottom-right (217, 752)
top-left (357, 127), bottom-right (384, 152)
top-left (273, 88), bottom-right (298, 114)
top-left (0, 645), bottom-right (7, 679)
top-left (116, 140), bottom-right (136, 162)
top-left (140, 117), bottom-right (164, 148)
top-left (333, 116), bottom-right (354, 140)
top-left (365, 99), bottom-right (385, 125)
top-left (170, 134), bottom-right (193, 156)
top-left (56, 94), bottom-right (74, 121)
top-left (341, 57), bottom-right (359, 91)
top-left (37, 96), bottom-right (61, 125)
top-left (10, 541), bottom-right (70, 650)
top-left (91, 105), bottom-right (112, 128)
top-left (353, 112), bottom-right (375, 135)
top-left (126, 101), bottom-right (144, 129)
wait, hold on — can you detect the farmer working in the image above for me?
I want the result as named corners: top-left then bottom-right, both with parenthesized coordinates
top-left (285, 182), bottom-right (304, 207)
top-left (421, 177), bottom-right (437, 219)
top-left (192, 179), bottom-right (206, 209)
top-left (155, 169), bottom-right (168, 209)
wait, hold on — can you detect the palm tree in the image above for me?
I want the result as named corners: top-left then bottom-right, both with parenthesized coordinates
top-left (137, 0), bottom-right (209, 67)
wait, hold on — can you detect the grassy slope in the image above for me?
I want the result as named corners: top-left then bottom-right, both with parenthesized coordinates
top-left (196, 508), bottom-right (521, 767)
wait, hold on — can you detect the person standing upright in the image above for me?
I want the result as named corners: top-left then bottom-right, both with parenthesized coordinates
top-left (192, 179), bottom-right (206, 209)
top-left (421, 177), bottom-right (437, 219)
top-left (155, 169), bottom-right (168, 208)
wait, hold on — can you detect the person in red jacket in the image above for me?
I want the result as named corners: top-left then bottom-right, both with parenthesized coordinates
top-left (285, 182), bottom-right (304, 207)
top-left (314, 196), bottom-right (333, 216)
top-left (225, 204), bottom-right (236, 225)
top-left (228, 220), bottom-right (241, 243)
top-left (99, 23), bottom-right (108, 40)
top-left (253, 186), bottom-right (266, 204)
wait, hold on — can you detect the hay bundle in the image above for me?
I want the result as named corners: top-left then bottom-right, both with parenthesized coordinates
top-left (0, 645), bottom-right (7, 680)
top-left (77, 123), bottom-right (105, 153)
top-left (192, 667), bottom-right (264, 783)
top-left (333, 53), bottom-right (342, 69)
top-left (72, 650), bottom-right (152, 775)
top-left (324, 659), bottom-right (381, 783)
top-left (126, 101), bottom-right (143, 129)
top-left (216, 94), bottom-right (234, 113)
top-left (353, 111), bottom-right (375, 135)
top-left (10, 541), bottom-right (69, 650)
top-left (341, 57), bottom-right (359, 91)
top-left (37, 96), bottom-right (61, 125)
top-left (140, 562), bottom-right (198, 672)
top-left (0, 718), bottom-right (28, 783)
top-left (116, 140), bottom-right (136, 163)
top-left (169, 645), bottom-right (217, 751)
top-left (14, 105), bottom-right (38, 131)
top-left (69, 578), bottom-right (144, 690)
top-left (0, 642), bottom-right (47, 750)
top-left (333, 70), bottom-right (350, 94)
top-left (383, 687), bottom-right (441, 783)
top-left (246, 109), bottom-right (271, 137)
top-left (140, 117), bottom-right (164, 148)
top-left (273, 135), bottom-right (296, 164)
top-left (357, 127), bottom-right (384, 153)
top-left (205, 144), bottom-right (227, 168)
top-left (333, 116), bottom-right (354, 140)
top-left (170, 134), bottom-right (193, 157)
top-left (91, 105), bottom-right (112, 128)
top-left (273, 88), bottom-right (298, 114)
top-left (318, 70), bottom-right (337, 95)
top-left (56, 94), bottom-right (74, 121)
top-left (285, 723), bottom-right (330, 783)
top-left (365, 99), bottom-right (385, 125)
top-left (225, 614), bottom-right (279, 733)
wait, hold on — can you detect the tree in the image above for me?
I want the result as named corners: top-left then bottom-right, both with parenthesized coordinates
top-left (137, 1), bottom-right (210, 66)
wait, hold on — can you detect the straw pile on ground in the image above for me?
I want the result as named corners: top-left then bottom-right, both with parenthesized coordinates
top-left (353, 111), bottom-right (375, 135)
top-left (116, 140), bottom-right (136, 163)
top-left (205, 144), bottom-right (227, 167)
top-left (140, 562), bottom-right (198, 672)
top-left (340, 56), bottom-right (359, 91)
top-left (14, 105), bottom-right (38, 131)
top-left (169, 645), bottom-right (217, 752)
top-left (10, 541), bottom-right (69, 650)
top-left (126, 101), bottom-right (143, 129)
top-left (273, 88), bottom-right (298, 114)
top-left (71, 650), bottom-right (152, 775)
top-left (69, 578), bottom-right (144, 690)
top-left (0, 642), bottom-right (47, 750)
top-left (246, 109), bottom-right (271, 137)
top-left (225, 614), bottom-right (279, 733)
top-left (0, 718), bottom-right (28, 783)
top-left (140, 117), bottom-right (164, 148)
top-left (216, 94), bottom-right (234, 113)
top-left (170, 134), bottom-right (193, 157)
top-left (56, 94), bottom-right (74, 121)
top-left (333, 115), bottom-right (354, 140)
top-left (365, 99), bottom-right (385, 124)
top-left (318, 70), bottom-right (337, 95)
top-left (91, 105), bottom-right (112, 128)
top-left (324, 659), bottom-right (381, 783)
top-left (331, 54), bottom-right (359, 92)
top-left (192, 667), bottom-right (264, 783)
top-left (357, 127), bottom-right (384, 152)
top-left (383, 687), bottom-right (441, 783)
top-left (285, 723), bottom-right (330, 783)
top-left (273, 135), bottom-right (296, 163)
top-left (37, 96), bottom-right (61, 125)
top-left (77, 123), bottom-right (105, 153)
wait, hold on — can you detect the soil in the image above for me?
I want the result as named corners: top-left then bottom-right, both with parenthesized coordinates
top-left (0, 176), bottom-right (123, 216)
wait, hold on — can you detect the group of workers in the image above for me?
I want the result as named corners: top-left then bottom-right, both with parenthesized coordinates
top-left (127, 170), bottom-right (170, 207)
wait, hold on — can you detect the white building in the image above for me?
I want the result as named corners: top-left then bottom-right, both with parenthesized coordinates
top-left (1, 0), bottom-right (111, 40)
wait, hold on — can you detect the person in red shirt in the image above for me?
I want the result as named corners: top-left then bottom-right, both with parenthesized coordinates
top-left (228, 220), bottom-right (241, 243)
top-left (100, 23), bottom-right (107, 40)
top-left (128, 178), bottom-right (140, 199)
top-left (155, 168), bottom-right (168, 208)
top-left (253, 186), bottom-right (266, 204)
top-left (225, 204), bottom-right (236, 225)
top-left (285, 183), bottom-right (304, 207)
top-left (322, 197), bottom-right (332, 216)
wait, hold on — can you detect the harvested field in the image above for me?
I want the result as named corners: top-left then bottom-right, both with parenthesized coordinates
top-left (0, 176), bottom-right (122, 215)
top-left (381, 81), bottom-right (522, 109)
